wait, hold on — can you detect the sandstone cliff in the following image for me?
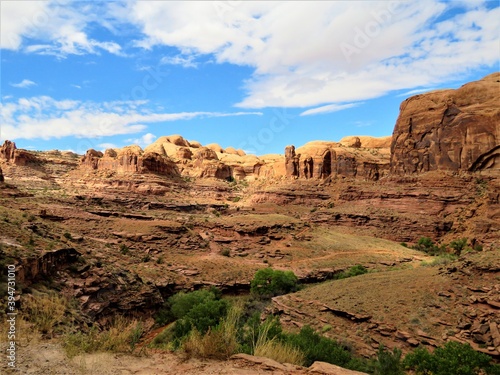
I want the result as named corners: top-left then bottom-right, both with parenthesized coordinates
top-left (80, 145), bottom-right (180, 177)
top-left (0, 140), bottom-right (39, 166)
top-left (285, 136), bottom-right (391, 181)
top-left (391, 72), bottom-right (500, 174)
top-left (143, 135), bottom-right (285, 180)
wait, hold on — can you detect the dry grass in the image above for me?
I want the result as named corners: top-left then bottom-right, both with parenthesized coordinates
top-left (253, 320), bottom-right (305, 366)
top-left (23, 291), bottom-right (70, 336)
top-left (182, 304), bottom-right (242, 360)
top-left (63, 316), bottom-right (144, 358)
top-left (0, 316), bottom-right (41, 346)
top-left (254, 340), bottom-right (305, 366)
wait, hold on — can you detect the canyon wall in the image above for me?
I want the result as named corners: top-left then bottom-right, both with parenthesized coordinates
top-left (390, 72), bottom-right (500, 174)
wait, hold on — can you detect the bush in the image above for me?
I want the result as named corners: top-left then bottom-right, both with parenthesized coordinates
top-left (449, 238), bottom-right (468, 256)
top-left (336, 265), bottom-right (368, 279)
top-left (250, 268), bottom-right (299, 298)
top-left (404, 341), bottom-right (497, 375)
top-left (283, 325), bottom-right (352, 367)
top-left (156, 289), bottom-right (229, 347)
top-left (374, 345), bottom-right (404, 375)
top-left (414, 237), bottom-right (440, 255)
top-left (120, 244), bottom-right (130, 255)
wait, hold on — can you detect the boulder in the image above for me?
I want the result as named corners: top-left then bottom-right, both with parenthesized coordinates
top-left (391, 73), bottom-right (500, 174)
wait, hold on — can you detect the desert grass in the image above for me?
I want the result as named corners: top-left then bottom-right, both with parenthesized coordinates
top-left (63, 316), bottom-right (144, 358)
top-left (23, 291), bottom-right (70, 336)
top-left (0, 316), bottom-right (41, 346)
top-left (253, 320), bottom-right (305, 366)
top-left (420, 254), bottom-right (457, 267)
top-left (182, 304), bottom-right (242, 360)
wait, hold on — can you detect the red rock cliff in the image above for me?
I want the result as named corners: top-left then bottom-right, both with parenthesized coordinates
top-left (390, 73), bottom-right (500, 174)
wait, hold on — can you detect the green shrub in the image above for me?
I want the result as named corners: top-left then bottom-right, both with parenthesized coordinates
top-left (250, 268), bottom-right (299, 298)
top-left (156, 288), bottom-right (229, 347)
top-left (283, 325), bottom-right (352, 367)
top-left (414, 237), bottom-right (440, 255)
top-left (374, 345), bottom-right (404, 375)
top-left (120, 244), bottom-right (130, 255)
top-left (449, 238), bottom-right (468, 256)
top-left (404, 341), bottom-right (497, 375)
top-left (336, 265), bottom-right (368, 279)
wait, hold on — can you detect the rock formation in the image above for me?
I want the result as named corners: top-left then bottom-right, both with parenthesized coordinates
top-left (285, 137), bottom-right (391, 181)
top-left (143, 135), bottom-right (284, 180)
top-left (0, 140), bottom-right (38, 166)
top-left (391, 72), bottom-right (500, 174)
top-left (80, 145), bottom-right (179, 177)
top-left (0, 166), bottom-right (4, 182)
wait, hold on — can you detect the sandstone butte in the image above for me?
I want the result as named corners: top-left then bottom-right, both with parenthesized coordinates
top-left (73, 72), bottom-right (500, 180)
top-left (1, 73), bottom-right (498, 181)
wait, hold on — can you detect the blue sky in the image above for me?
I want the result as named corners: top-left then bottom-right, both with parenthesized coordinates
top-left (1, 1), bottom-right (498, 155)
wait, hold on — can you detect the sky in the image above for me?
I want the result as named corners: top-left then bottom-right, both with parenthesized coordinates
top-left (0, 1), bottom-right (499, 156)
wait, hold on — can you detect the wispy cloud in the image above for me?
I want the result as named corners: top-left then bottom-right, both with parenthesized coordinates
top-left (160, 54), bottom-right (198, 68)
top-left (10, 79), bottom-right (37, 88)
top-left (0, 96), bottom-right (263, 141)
top-left (300, 103), bottom-right (361, 116)
top-left (397, 87), bottom-right (439, 97)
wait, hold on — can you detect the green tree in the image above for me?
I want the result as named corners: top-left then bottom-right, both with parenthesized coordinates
top-left (250, 268), bottom-right (299, 297)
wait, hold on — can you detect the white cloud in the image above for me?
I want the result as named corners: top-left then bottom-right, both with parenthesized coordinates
top-left (97, 143), bottom-right (118, 151)
top-left (300, 103), bottom-right (361, 116)
top-left (0, 96), bottom-right (263, 141)
top-left (397, 87), bottom-right (439, 97)
top-left (0, 1), bottom-right (47, 50)
top-left (122, 1), bottom-right (499, 109)
top-left (0, 1), bottom-right (122, 57)
top-left (10, 79), bottom-right (37, 89)
top-left (126, 132), bottom-right (157, 147)
top-left (160, 54), bottom-right (198, 68)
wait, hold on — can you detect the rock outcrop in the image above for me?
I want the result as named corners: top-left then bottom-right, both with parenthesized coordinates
top-left (0, 140), bottom-right (38, 166)
top-left (391, 73), bottom-right (500, 174)
top-left (285, 137), bottom-right (391, 181)
top-left (143, 135), bottom-right (285, 181)
top-left (0, 167), bottom-right (4, 182)
top-left (80, 146), bottom-right (179, 177)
